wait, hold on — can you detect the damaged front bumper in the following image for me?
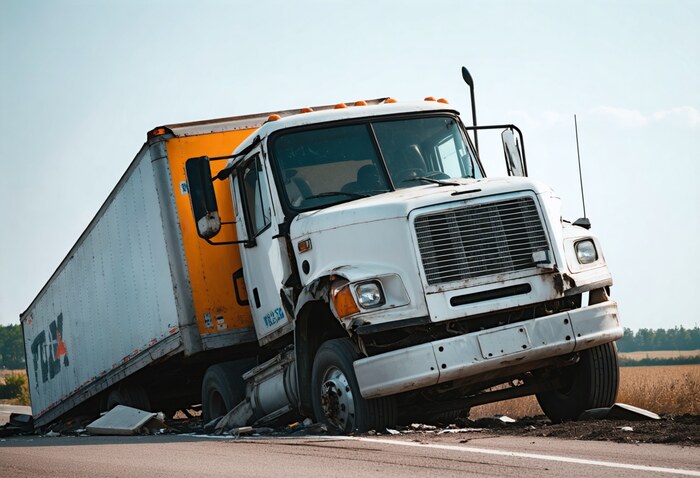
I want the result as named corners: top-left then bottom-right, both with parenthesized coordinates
top-left (354, 300), bottom-right (622, 399)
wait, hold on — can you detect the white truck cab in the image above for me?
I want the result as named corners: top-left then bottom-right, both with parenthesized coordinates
top-left (186, 98), bottom-right (622, 432)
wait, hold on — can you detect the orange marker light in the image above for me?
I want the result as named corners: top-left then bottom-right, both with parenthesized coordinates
top-left (331, 282), bottom-right (360, 318)
top-left (354, 100), bottom-right (368, 106)
top-left (297, 238), bottom-right (312, 253)
top-left (437, 98), bottom-right (449, 104)
top-left (335, 103), bottom-right (347, 109)
top-left (424, 96), bottom-right (436, 101)
top-left (384, 98), bottom-right (397, 104)
top-left (266, 114), bottom-right (281, 122)
top-left (300, 107), bottom-right (314, 113)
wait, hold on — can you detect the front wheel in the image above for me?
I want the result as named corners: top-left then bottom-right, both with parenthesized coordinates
top-left (311, 338), bottom-right (396, 433)
top-left (536, 342), bottom-right (620, 422)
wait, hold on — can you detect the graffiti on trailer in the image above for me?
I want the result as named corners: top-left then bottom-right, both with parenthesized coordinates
top-left (30, 313), bottom-right (70, 387)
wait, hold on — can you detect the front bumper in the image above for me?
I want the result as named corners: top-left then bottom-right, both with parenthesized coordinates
top-left (354, 301), bottom-right (622, 399)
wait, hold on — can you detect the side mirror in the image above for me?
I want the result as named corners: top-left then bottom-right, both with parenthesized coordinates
top-left (501, 128), bottom-right (527, 177)
top-left (185, 156), bottom-right (221, 239)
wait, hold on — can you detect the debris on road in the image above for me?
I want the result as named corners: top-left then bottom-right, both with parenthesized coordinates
top-left (578, 403), bottom-right (661, 421)
top-left (86, 405), bottom-right (167, 436)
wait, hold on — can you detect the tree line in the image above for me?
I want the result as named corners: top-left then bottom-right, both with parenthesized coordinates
top-left (0, 324), bottom-right (25, 369)
top-left (617, 326), bottom-right (700, 352)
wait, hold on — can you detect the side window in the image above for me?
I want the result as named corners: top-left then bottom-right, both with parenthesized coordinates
top-left (436, 136), bottom-right (464, 178)
top-left (241, 155), bottom-right (271, 236)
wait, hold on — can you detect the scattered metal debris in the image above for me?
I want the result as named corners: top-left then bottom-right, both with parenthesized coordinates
top-left (579, 403), bottom-right (661, 421)
top-left (86, 406), bottom-right (167, 436)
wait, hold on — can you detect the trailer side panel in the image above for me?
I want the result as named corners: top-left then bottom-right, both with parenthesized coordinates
top-left (22, 146), bottom-right (184, 425)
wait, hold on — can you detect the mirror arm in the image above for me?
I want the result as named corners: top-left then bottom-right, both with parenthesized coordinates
top-left (464, 124), bottom-right (527, 176)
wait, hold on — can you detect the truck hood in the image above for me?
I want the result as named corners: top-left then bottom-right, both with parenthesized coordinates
top-left (289, 176), bottom-right (555, 238)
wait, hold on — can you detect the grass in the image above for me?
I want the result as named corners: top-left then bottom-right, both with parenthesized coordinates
top-left (0, 369), bottom-right (30, 406)
top-left (469, 364), bottom-right (700, 419)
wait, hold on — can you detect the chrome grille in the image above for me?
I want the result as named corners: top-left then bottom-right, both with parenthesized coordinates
top-left (414, 197), bottom-right (549, 285)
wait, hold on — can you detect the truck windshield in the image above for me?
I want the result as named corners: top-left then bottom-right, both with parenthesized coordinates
top-left (270, 115), bottom-right (482, 211)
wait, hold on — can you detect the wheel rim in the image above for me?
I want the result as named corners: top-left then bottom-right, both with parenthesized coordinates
top-left (320, 366), bottom-right (355, 430)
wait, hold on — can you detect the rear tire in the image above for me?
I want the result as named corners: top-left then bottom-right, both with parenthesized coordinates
top-left (311, 338), bottom-right (396, 433)
top-left (201, 361), bottom-right (253, 423)
top-left (536, 342), bottom-right (620, 422)
top-left (106, 385), bottom-right (151, 411)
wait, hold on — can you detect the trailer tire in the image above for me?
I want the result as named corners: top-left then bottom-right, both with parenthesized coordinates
top-left (106, 385), bottom-right (151, 411)
top-left (311, 338), bottom-right (396, 433)
top-left (201, 361), bottom-right (252, 423)
top-left (536, 342), bottom-right (620, 423)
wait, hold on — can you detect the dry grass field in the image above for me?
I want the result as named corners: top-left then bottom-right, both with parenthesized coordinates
top-left (0, 369), bottom-right (26, 383)
top-left (470, 364), bottom-right (700, 419)
top-left (618, 349), bottom-right (700, 360)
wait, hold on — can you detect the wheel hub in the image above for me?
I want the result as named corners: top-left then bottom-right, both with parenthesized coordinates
top-left (320, 367), bottom-right (355, 430)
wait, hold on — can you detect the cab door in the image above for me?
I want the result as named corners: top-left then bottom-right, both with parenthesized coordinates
top-left (233, 150), bottom-right (292, 343)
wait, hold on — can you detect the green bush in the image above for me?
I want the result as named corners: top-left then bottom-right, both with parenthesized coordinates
top-left (0, 373), bottom-right (30, 405)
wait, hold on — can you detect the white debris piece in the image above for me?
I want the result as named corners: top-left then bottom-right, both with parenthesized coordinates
top-left (618, 426), bottom-right (634, 432)
top-left (437, 428), bottom-right (484, 434)
top-left (86, 405), bottom-right (166, 436)
top-left (386, 428), bottom-right (401, 435)
top-left (498, 416), bottom-right (516, 423)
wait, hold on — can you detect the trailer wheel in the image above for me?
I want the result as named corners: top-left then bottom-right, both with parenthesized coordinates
top-left (201, 361), bottom-right (252, 423)
top-left (536, 342), bottom-right (620, 423)
top-left (311, 338), bottom-right (396, 433)
top-left (106, 385), bottom-right (151, 411)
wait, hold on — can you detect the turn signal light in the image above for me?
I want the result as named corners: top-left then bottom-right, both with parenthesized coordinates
top-left (331, 281), bottom-right (360, 318)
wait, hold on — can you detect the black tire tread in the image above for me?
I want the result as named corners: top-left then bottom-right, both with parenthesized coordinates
top-left (313, 338), bottom-right (397, 433)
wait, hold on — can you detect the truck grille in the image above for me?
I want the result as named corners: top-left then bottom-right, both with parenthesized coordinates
top-left (414, 197), bottom-right (549, 285)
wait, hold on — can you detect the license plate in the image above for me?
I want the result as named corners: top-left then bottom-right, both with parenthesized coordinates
top-left (478, 325), bottom-right (531, 359)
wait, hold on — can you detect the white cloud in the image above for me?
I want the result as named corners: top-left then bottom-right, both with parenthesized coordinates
top-left (590, 106), bottom-right (700, 128)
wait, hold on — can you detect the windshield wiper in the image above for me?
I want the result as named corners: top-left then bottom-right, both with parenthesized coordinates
top-left (403, 177), bottom-right (460, 186)
top-left (304, 191), bottom-right (370, 200)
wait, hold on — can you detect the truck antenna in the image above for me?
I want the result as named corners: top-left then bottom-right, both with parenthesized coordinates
top-left (461, 66), bottom-right (479, 155)
top-left (573, 114), bottom-right (591, 229)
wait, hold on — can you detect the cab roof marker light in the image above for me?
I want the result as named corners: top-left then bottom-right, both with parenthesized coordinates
top-left (424, 96), bottom-right (436, 101)
top-left (266, 114), bottom-right (282, 122)
top-left (335, 103), bottom-right (347, 109)
top-left (384, 98), bottom-right (397, 104)
top-left (437, 98), bottom-right (449, 104)
top-left (354, 100), bottom-right (368, 106)
top-left (300, 107), bottom-right (314, 113)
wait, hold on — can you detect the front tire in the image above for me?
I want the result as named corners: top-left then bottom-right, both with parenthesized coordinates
top-left (536, 342), bottom-right (620, 422)
top-left (311, 338), bottom-right (396, 433)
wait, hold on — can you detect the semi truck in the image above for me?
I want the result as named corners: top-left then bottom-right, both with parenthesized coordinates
top-left (21, 69), bottom-right (622, 432)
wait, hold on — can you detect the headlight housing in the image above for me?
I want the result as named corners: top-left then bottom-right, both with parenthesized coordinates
top-left (355, 281), bottom-right (385, 309)
top-left (575, 239), bottom-right (598, 264)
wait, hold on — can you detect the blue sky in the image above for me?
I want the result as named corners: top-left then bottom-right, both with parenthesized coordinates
top-left (1, 0), bottom-right (698, 330)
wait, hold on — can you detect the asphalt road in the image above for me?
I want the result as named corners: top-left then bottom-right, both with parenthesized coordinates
top-left (1, 433), bottom-right (698, 478)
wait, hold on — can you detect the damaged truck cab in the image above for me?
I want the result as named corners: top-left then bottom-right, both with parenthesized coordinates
top-left (187, 99), bottom-right (622, 431)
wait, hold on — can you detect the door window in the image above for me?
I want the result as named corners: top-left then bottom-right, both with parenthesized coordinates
top-left (241, 155), bottom-right (271, 237)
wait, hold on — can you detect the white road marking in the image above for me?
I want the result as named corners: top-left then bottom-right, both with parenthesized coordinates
top-left (338, 436), bottom-right (700, 476)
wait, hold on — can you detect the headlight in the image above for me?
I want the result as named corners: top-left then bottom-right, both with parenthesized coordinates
top-left (575, 239), bottom-right (598, 264)
top-left (355, 281), bottom-right (385, 309)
